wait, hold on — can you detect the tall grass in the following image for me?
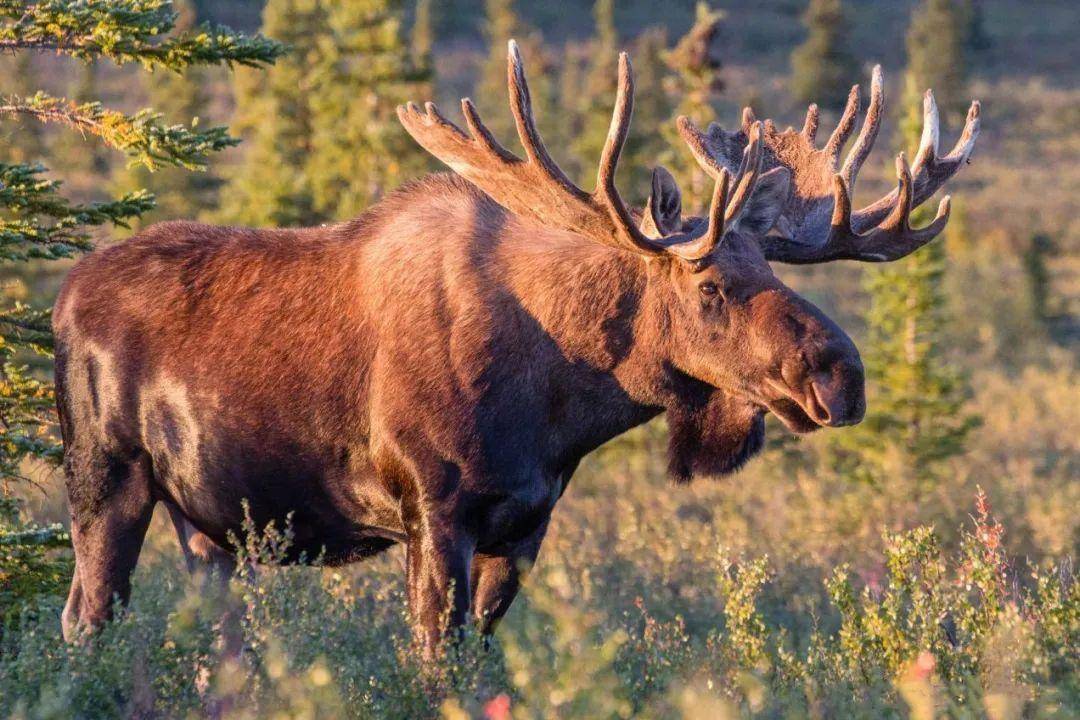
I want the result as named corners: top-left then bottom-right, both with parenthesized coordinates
top-left (1, 489), bottom-right (1074, 719)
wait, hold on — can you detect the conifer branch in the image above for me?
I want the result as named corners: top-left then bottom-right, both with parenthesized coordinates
top-left (0, 92), bottom-right (239, 170)
top-left (0, 163), bottom-right (155, 261)
top-left (0, 0), bottom-right (286, 70)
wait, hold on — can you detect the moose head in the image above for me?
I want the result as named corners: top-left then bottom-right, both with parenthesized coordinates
top-left (399, 41), bottom-right (979, 481)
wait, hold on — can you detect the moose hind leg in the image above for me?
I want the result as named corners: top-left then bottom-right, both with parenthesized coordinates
top-left (164, 503), bottom-right (245, 707)
top-left (164, 504), bottom-right (243, 653)
top-left (63, 448), bottom-right (155, 641)
top-left (61, 561), bottom-right (84, 642)
top-left (165, 502), bottom-right (236, 581)
top-left (471, 519), bottom-right (549, 635)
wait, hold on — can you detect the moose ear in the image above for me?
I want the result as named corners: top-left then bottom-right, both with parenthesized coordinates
top-left (640, 166), bottom-right (682, 237)
top-left (733, 166), bottom-right (791, 237)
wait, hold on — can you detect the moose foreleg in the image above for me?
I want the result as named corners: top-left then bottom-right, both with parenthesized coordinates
top-left (405, 522), bottom-right (475, 661)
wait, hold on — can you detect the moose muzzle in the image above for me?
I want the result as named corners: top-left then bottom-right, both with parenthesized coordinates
top-left (756, 290), bottom-right (866, 433)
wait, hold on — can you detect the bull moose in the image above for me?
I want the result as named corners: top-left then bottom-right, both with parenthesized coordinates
top-left (55, 41), bottom-right (979, 656)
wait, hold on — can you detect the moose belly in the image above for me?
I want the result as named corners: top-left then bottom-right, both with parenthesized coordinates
top-left (158, 463), bottom-right (405, 566)
top-left (143, 410), bottom-right (404, 565)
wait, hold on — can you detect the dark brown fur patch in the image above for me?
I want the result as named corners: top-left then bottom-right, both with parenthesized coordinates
top-left (666, 390), bottom-right (766, 484)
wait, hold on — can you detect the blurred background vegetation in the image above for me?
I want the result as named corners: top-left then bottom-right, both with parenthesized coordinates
top-left (0, 0), bottom-right (1076, 717)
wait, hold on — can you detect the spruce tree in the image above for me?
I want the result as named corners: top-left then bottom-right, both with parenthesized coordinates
top-left (120, 0), bottom-right (222, 226)
top-left (661, 2), bottom-right (724, 211)
top-left (221, 0), bottom-right (429, 226)
top-left (625, 27), bottom-right (674, 192)
top-left (789, 0), bottom-right (859, 111)
top-left (476, 0), bottom-right (554, 155)
top-left (412, 0), bottom-right (434, 68)
top-left (307, 0), bottom-right (432, 218)
top-left (900, 0), bottom-right (969, 140)
top-left (960, 0), bottom-right (991, 55)
top-left (218, 0), bottom-right (328, 226)
top-left (0, 0), bottom-right (282, 618)
top-left (570, 0), bottom-right (618, 188)
top-left (1022, 233), bottom-right (1055, 327)
top-left (847, 0), bottom-right (978, 489)
top-left (47, 62), bottom-right (112, 192)
top-left (0, 54), bottom-right (46, 165)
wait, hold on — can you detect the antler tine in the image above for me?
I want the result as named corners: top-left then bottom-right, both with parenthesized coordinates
top-left (851, 84), bottom-right (979, 233)
top-left (681, 64), bottom-right (977, 265)
top-left (460, 98), bottom-right (518, 162)
top-left (741, 106), bottom-right (757, 134)
top-left (812, 154), bottom-right (950, 263)
top-left (912, 89), bottom-right (940, 171)
top-left (801, 104), bottom-right (820, 142)
top-left (861, 153), bottom-right (951, 259)
top-left (881, 153), bottom-right (915, 233)
top-left (705, 169), bottom-right (731, 248)
top-left (724, 122), bottom-right (765, 223)
top-left (506, 40), bottom-right (585, 199)
top-left (839, 64), bottom-right (884, 187)
top-left (824, 84), bottom-right (861, 162)
top-left (675, 115), bottom-right (728, 178)
top-left (947, 100), bottom-right (981, 163)
top-left (914, 96), bottom-right (980, 181)
top-left (401, 40), bottom-right (760, 261)
top-left (593, 51), bottom-right (657, 250)
top-left (674, 116), bottom-right (770, 244)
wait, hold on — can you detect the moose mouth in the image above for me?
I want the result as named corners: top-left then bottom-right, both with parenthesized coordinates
top-left (760, 377), bottom-right (862, 434)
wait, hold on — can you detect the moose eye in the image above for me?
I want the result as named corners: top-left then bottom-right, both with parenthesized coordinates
top-left (698, 281), bottom-right (719, 299)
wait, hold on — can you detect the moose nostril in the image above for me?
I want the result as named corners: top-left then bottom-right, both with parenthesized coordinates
top-left (809, 353), bottom-right (865, 426)
top-left (810, 373), bottom-right (839, 423)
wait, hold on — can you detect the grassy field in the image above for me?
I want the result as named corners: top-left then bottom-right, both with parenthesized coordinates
top-left (1, 1), bottom-right (1078, 718)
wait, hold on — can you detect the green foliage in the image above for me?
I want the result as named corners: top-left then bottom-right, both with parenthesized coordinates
top-left (838, 238), bottom-right (980, 487)
top-left (817, 489), bottom-right (1077, 710)
top-left (789, 0), bottom-right (859, 110)
top-left (0, 0), bottom-right (286, 70)
top-left (307, 0), bottom-right (432, 219)
top-left (661, 2), bottom-right (725, 211)
top-left (0, 163), bottom-right (154, 261)
top-left (961, 0), bottom-right (992, 55)
top-left (0, 54), bottom-right (46, 166)
top-left (900, 0), bottom-right (970, 140)
top-left (0, 496), bottom-right (71, 629)
top-left (216, 0), bottom-right (327, 227)
top-left (1023, 233), bottom-right (1057, 325)
top-left (220, 0), bottom-right (430, 226)
top-left (411, 0), bottom-right (434, 67)
top-left (0, 91), bottom-right (240, 172)
top-left (119, 0), bottom-right (224, 226)
top-left (0, 490), bottom-right (1073, 717)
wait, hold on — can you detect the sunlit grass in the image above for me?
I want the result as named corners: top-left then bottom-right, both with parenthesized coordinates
top-left (1, 487), bottom-right (1074, 719)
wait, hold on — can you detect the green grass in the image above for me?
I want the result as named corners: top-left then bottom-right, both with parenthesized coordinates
top-left (1, 482), bottom-right (1075, 719)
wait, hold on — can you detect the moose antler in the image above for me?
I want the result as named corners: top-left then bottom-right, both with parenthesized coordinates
top-left (677, 65), bottom-right (981, 264)
top-left (399, 40), bottom-right (759, 262)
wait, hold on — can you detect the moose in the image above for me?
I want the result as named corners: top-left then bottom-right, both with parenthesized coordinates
top-left (55, 41), bottom-right (979, 656)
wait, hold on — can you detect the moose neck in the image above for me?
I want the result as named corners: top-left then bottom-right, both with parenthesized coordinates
top-left (497, 227), bottom-right (676, 436)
